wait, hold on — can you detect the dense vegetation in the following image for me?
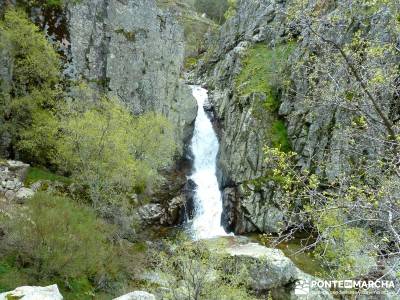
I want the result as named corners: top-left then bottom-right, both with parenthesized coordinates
top-left (259, 0), bottom-right (400, 282)
top-left (0, 8), bottom-right (176, 298)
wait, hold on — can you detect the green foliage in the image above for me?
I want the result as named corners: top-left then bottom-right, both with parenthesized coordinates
top-left (194, 0), bottom-right (229, 24)
top-left (224, 0), bottom-right (237, 20)
top-left (56, 98), bottom-right (176, 209)
top-left (313, 209), bottom-right (375, 278)
top-left (270, 120), bottom-right (291, 152)
top-left (24, 166), bottom-right (70, 186)
top-left (184, 57), bottom-right (199, 70)
top-left (12, 88), bottom-right (61, 165)
top-left (235, 43), bottom-right (294, 112)
top-left (0, 193), bottom-right (114, 280)
top-left (156, 237), bottom-right (257, 300)
top-left (0, 9), bottom-right (61, 164)
top-left (0, 260), bottom-right (29, 292)
top-left (0, 192), bottom-right (133, 298)
top-left (17, 0), bottom-right (81, 8)
top-left (0, 9), bottom-right (59, 94)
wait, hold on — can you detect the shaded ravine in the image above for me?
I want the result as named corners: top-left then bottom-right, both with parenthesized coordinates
top-left (189, 85), bottom-right (229, 239)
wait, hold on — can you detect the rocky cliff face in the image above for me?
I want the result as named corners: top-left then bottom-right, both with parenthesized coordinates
top-left (66, 0), bottom-right (199, 226)
top-left (197, 0), bottom-right (399, 234)
top-left (196, 0), bottom-right (290, 234)
top-left (67, 0), bottom-right (197, 153)
top-left (0, 0), bottom-right (198, 226)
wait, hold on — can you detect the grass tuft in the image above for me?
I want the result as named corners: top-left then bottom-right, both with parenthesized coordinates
top-left (24, 167), bottom-right (70, 186)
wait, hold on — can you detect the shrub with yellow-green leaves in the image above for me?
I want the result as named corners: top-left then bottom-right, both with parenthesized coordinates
top-left (0, 9), bottom-right (61, 163)
top-left (0, 192), bottom-right (120, 289)
top-left (56, 98), bottom-right (176, 210)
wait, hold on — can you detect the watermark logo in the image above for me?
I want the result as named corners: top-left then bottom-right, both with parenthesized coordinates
top-left (295, 280), bottom-right (310, 295)
top-left (294, 279), bottom-right (395, 296)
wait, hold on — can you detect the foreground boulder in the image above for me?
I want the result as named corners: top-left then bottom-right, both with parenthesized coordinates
top-left (113, 291), bottom-right (156, 300)
top-left (0, 284), bottom-right (63, 300)
top-left (207, 237), bottom-right (333, 299)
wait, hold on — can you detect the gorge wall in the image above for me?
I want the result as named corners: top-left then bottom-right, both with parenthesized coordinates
top-left (0, 0), bottom-right (198, 226)
top-left (67, 0), bottom-right (197, 154)
top-left (0, 0), bottom-right (197, 155)
top-left (196, 0), bottom-right (399, 234)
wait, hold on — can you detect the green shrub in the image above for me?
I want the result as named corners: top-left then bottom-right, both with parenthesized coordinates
top-left (194, 0), bottom-right (229, 24)
top-left (56, 98), bottom-right (176, 209)
top-left (157, 237), bottom-right (257, 300)
top-left (0, 192), bottom-right (118, 283)
top-left (224, 0), bottom-right (237, 20)
top-left (0, 9), bottom-right (61, 164)
top-left (236, 43), bottom-right (295, 112)
top-left (17, 0), bottom-right (81, 8)
top-left (270, 120), bottom-right (291, 152)
top-left (0, 9), bottom-right (60, 95)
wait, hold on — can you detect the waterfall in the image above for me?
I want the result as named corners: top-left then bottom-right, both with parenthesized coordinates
top-left (189, 85), bottom-right (228, 239)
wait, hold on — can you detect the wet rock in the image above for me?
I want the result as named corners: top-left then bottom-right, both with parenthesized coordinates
top-left (0, 284), bottom-right (63, 300)
top-left (138, 194), bottom-right (187, 226)
top-left (138, 203), bottom-right (164, 224)
top-left (160, 194), bottom-right (186, 225)
top-left (183, 178), bottom-right (197, 220)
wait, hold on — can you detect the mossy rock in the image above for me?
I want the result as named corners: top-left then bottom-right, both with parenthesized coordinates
top-left (235, 42), bottom-right (295, 112)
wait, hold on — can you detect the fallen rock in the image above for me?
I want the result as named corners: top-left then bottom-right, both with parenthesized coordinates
top-left (113, 291), bottom-right (156, 300)
top-left (0, 284), bottom-right (63, 300)
top-left (15, 187), bottom-right (35, 204)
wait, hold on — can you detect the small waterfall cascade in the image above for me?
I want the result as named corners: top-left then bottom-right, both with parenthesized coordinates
top-left (189, 85), bottom-right (228, 239)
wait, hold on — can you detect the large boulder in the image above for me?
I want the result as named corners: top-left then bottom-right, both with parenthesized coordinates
top-left (207, 237), bottom-right (333, 299)
top-left (137, 203), bottom-right (164, 224)
top-left (223, 242), bottom-right (299, 290)
top-left (113, 291), bottom-right (156, 300)
top-left (0, 284), bottom-right (63, 300)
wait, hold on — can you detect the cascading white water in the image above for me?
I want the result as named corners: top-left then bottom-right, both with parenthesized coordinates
top-left (189, 85), bottom-right (228, 239)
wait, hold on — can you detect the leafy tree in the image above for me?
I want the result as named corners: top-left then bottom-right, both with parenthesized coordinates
top-left (0, 9), bottom-right (60, 163)
top-left (0, 9), bottom-right (59, 94)
top-left (56, 97), bottom-right (176, 210)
